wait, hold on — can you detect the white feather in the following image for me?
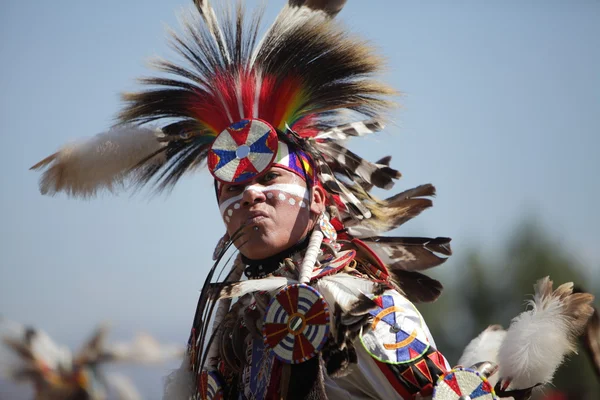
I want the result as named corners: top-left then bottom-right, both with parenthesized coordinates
top-left (31, 125), bottom-right (166, 198)
top-left (314, 273), bottom-right (377, 312)
top-left (206, 257), bottom-right (245, 368)
top-left (217, 276), bottom-right (295, 299)
top-left (0, 320), bottom-right (73, 374)
top-left (162, 357), bottom-right (195, 400)
top-left (109, 333), bottom-right (184, 364)
top-left (249, 5), bottom-right (329, 68)
top-left (344, 224), bottom-right (379, 238)
top-left (107, 373), bottom-right (142, 400)
top-left (497, 277), bottom-right (594, 390)
top-left (458, 325), bottom-right (506, 386)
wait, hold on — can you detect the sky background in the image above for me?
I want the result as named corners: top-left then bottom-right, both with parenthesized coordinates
top-left (1, 0), bottom-right (599, 397)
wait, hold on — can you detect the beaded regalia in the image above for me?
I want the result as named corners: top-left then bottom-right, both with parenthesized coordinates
top-left (30, 1), bottom-right (596, 399)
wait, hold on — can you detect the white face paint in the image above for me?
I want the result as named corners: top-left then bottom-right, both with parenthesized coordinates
top-left (218, 183), bottom-right (309, 220)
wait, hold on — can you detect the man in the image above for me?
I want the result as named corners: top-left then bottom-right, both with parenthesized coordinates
top-left (32, 1), bottom-right (594, 399)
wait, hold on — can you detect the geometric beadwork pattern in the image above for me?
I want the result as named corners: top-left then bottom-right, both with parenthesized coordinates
top-left (360, 290), bottom-right (430, 364)
top-left (376, 347), bottom-right (449, 399)
top-left (197, 370), bottom-right (224, 400)
top-left (433, 368), bottom-right (497, 400)
top-left (208, 119), bottom-right (279, 184)
top-left (311, 249), bottom-right (356, 280)
top-left (262, 284), bottom-right (330, 364)
top-left (319, 216), bottom-right (337, 240)
top-left (242, 338), bottom-right (275, 400)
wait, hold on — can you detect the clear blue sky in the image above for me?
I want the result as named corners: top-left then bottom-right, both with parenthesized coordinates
top-left (1, 0), bottom-right (599, 360)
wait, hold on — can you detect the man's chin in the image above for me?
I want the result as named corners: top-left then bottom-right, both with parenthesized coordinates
top-left (237, 236), bottom-right (290, 260)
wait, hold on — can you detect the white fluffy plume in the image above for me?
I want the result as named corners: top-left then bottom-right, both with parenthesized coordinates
top-left (31, 125), bottom-right (166, 198)
top-left (497, 276), bottom-right (594, 390)
top-left (458, 325), bottom-right (506, 386)
top-left (162, 357), bottom-right (195, 400)
top-left (108, 333), bottom-right (185, 364)
top-left (458, 324), bottom-right (506, 368)
top-left (106, 373), bottom-right (142, 400)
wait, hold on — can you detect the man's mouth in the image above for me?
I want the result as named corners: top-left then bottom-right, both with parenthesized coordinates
top-left (246, 211), bottom-right (268, 225)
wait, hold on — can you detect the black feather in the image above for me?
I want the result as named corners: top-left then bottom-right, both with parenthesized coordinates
top-left (390, 270), bottom-right (444, 303)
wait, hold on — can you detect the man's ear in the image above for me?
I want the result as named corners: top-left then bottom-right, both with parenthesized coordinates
top-left (310, 185), bottom-right (327, 215)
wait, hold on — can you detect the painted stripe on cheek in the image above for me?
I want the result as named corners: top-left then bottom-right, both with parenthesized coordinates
top-left (218, 183), bottom-right (309, 217)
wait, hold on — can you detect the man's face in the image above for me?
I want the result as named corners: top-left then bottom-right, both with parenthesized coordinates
top-left (218, 166), bottom-right (323, 260)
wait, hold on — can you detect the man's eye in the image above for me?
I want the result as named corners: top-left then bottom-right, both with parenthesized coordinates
top-left (263, 171), bottom-right (279, 182)
top-left (226, 185), bottom-right (243, 192)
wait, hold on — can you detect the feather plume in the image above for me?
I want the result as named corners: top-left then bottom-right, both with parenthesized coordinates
top-left (573, 285), bottom-right (600, 379)
top-left (106, 373), bottom-right (142, 400)
top-left (31, 125), bottom-right (166, 197)
top-left (108, 333), bottom-right (184, 364)
top-left (458, 325), bottom-right (506, 386)
top-left (360, 236), bottom-right (451, 272)
top-left (315, 274), bottom-right (380, 377)
top-left (2, 319), bottom-right (183, 400)
top-left (314, 273), bottom-right (380, 317)
top-left (582, 305), bottom-right (600, 378)
top-left (163, 356), bottom-right (195, 400)
top-left (317, 159), bottom-right (372, 219)
top-left (317, 141), bottom-right (401, 190)
top-left (390, 270), bottom-right (444, 303)
top-left (361, 155), bottom-right (395, 193)
top-left (497, 277), bottom-right (594, 390)
top-left (288, 0), bottom-right (348, 17)
top-left (345, 184), bottom-right (437, 236)
top-left (315, 119), bottom-right (384, 141)
top-left (214, 276), bottom-right (294, 299)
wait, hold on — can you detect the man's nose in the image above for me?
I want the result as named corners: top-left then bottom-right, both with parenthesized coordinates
top-left (242, 186), bottom-right (266, 206)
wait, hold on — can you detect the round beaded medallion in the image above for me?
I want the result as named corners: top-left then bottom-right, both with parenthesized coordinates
top-left (262, 284), bottom-right (330, 364)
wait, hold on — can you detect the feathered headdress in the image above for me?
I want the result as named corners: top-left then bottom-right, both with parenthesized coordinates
top-left (32, 0), bottom-right (449, 290)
